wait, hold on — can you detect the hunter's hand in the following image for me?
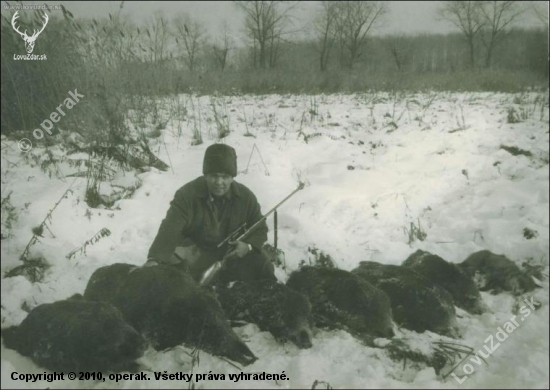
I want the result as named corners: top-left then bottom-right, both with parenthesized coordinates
top-left (223, 241), bottom-right (251, 260)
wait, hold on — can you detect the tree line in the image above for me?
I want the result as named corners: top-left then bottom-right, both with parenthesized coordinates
top-left (1, 1), bottom-right (548, 135)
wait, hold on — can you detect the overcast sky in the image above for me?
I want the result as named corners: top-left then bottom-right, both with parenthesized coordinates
top-left (59, 1), bottom-right (454, 36)
top-left (2, 1), bottom-right (547, 40)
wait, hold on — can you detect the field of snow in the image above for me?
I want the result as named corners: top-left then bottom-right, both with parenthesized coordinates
top-left (1, 91), bottom-right (549, 389)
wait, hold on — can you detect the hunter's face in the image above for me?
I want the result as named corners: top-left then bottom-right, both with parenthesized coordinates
top-left (205, 173), bottom-right (233, 197)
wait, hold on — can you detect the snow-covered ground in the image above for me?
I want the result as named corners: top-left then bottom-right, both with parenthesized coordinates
top-left (1, 91), bottom-right (549, 389)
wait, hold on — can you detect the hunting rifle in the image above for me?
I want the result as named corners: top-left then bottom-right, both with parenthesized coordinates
top-left (200, 182), bottom-right (305, 286)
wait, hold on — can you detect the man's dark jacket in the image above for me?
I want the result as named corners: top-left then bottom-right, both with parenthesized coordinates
top-left (148, 176), bottom-right (268, 264)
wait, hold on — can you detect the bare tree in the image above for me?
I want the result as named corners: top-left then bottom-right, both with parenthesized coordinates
top-left (313, 1), bottom-right (339, 71)
top-left (334, 1), bottom-right (387, 69)
top-left (267, 19), bottom-right (284, 68)
top-left (173, 13), bottom-right (207, 72)
top-left (480, 1), bottom-right (525, 68)
top-left (530, 1), bottom-right (549, 28)
top-left (211, 20), bottom-right (233, 71)
top-left (385, 34), bottom-right (411, 71)
top-left (234, 1), bottom-right (298, 69)
top-left (438, 1), bottom-right (486, 68)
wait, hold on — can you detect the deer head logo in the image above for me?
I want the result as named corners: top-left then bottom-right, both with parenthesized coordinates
top-left (11, 11), bottom-right (49, 54)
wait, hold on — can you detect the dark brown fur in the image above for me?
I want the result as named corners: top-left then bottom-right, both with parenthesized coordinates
top-left (353, 262), bottom-right (460, 338)
top-left (84, 263), bottom-right (257, 366)
top-left (459, 250), bottom-right (538, 295)
top-left (286, 266), bottom-right (394, 343)
top-left (2, 294), bottom-right (145, 372)
top-left (216, 280), bottom-right (313, 349)
top-left (402, 250), bottom-right (486, 314)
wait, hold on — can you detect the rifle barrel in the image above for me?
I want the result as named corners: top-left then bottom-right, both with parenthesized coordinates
top-left (236, 182), bottom-right (304, 242)
top-left (200, 182), bottom-right (305, 286)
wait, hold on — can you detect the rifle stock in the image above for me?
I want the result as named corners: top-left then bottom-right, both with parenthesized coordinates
top-left (200, 182), bottom-right (305, 286)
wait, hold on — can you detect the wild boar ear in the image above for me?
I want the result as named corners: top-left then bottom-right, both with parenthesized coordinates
top-left (68, 294), bottom-right (84, 301)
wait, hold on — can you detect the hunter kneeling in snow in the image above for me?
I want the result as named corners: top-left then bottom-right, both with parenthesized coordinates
top-left (146, 143), bottom-right (276, 285)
